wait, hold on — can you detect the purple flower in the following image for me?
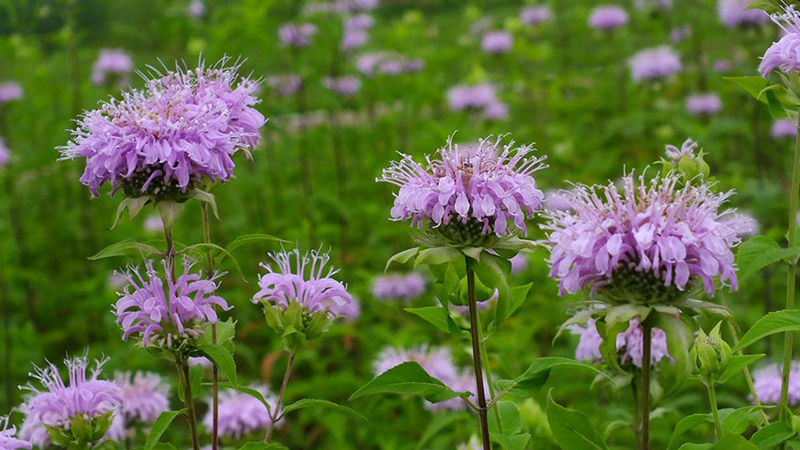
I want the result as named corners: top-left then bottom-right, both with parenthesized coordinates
top-left (752, 363), bottom-right (800, 405)
top-left (346, 14), bottom-right (375, 29)
top-left (520, 6), bottom-right (552, 25)
top-left (61, 59), bottom-right (265, 198)
top-left (267, 74), bottom-right (301, 97)
top-left (203, 385), bottom-right (281, 439)
top-left (0, 417), bottom-right (30, 450)
top-left (726, 212), bottom-right (760, 238)
top-left (714, 60), bottom-right (733, 72)
top-left (143, 214), bottom-right (164, 233)
top-left (0, 138), bottom-right (9, 167)
top-left (635, 0), bottom-right (673, 10)
top-left (510, 253), bottom-right (528, 274)
top-left (371, 272), bottom-right (426, 302)
top-left (589, 5), bottom-right (629, 30)
top-left (20, 356), bottom-right (123, 447)
top-left (481, 31), bottom-right (513, 54)
top-left (279, 23), bottom-right (318, 47)
top-left (544, 189), bottom-right (577, 212)
top-left (324, 76), bottom-right (361, 96)
top-left (686, 93), bottom-right (722, 116)
top-left (342, 27), bottom-right (369, 51)
top-left (339, 296), bottom-right (361, 322)
top-left (484, 101), bottom-right (509, 121)
top-left (92, 49), bottom-right (134, 87)
top-left (377, 135), bottom-right (546, 238)
top-left (719, 0), bottom-right (769, 28)
top-left (543, 172), bottom-right (740, 299)
top-left (188, 357), bottom-right (212, 368)
top-left (572, 318), bottom-right (672, 368)
top-left (253, 248), bottom-right (353, 317)
top-left (357, 52), bottom-right (422, 76)
top-left (188, 0), bottom-right (205, 18)
top-left (114, 372), bottom-right (170, 424)
top-left (447, 83), bottom-right (498, 111)
top-left (629, 46), bottom-right (682, 82)
top-left (670, 25), bottom-right (691, 43)
top-left (114, 258), bottom-right (231, 348)
top-left (772, 119), bottom-right (797, 138)
top-left (761, 5), bottom-right (800, 77)
top-left (665, 138), bottom-right (699, 163)
top-left (0, 82), bottom-right (22, 104)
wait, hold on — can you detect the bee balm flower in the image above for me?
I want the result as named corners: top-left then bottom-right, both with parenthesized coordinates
top-left (629, 46), bottom-right (682, 82)
top-left (588, 5), bottom-right (629, 30)
top-left (760, 5), bottom-right (800, 78)
top-left (572, 319), bottom-right (672, 368)
top-left (114, 372), bottom-right (170, 424)
top-left (0, 417), bottom-right (29, 450)
top-left (718, 0), bottom-right (768, 28)
top-left (91, 49), bottom-right (134, 87)
top-left (377, 135), bottom-right (546, 243)
top-left (204, 385), bottom-right (282, 439)
top-left (60, 59), bottom-right (265, 198)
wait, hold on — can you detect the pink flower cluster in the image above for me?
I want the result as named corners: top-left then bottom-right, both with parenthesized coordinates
top-left (572, 318), bottom-right (672, 368)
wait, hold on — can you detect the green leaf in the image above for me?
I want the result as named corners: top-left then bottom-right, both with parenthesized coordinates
top-left (189, 364), bottom-right (204, 399)
top-left (470, 253), bottom-right (512, 328)
top-left (495, 357), bottom-right (607, 399)
top-left (668, 413), bottom-right (713, 450)
top-left (185, 242), bottom-right (244, 279)
top-left (144, 409), bottom-right (186, 450)
top-left (461, 246), bottom-right (483, 261)
top-left (751, 421), bottom-right (796, 448)
top-left (725, 76), bottom-right (770, 103)
top-left (88, 239), bottom-right (161, 261)
top-left (546, 390), bottom-right (609, 450)
top-left (717, 354), bottom-right (765, 384)
top-left (734, 310), bottom-right (800, 352)
top-left (385, 247), bottom-right (420, 271)
top-left (677, 444), bottom-right (713, 450)
top-left (111, 196), bottom-right (150, 229)
top-left (221, 234), bottom-right (287, 264)
top-left (415, 246), bottom-right (462, 267)
top-left (720, 407), bottom-right (758, 435)
top-left (197, 344), bottom-right (237, 387)
top-left (503, 283), bottom-right (533, 322)
top-left (488, 401), bottom-right (523, 435)
top-left (404, 306), bottom-right (463, 336)
top-left (156, 200), bottom-right (185, 230)
top-left (236, 443), bottom-right (289, 450)
top-left (415, 413), bottom-right (466, 450)
top-left (711, 434), bottom-right (759, 450)
top-left (490, 432), bottom-right (531, 450)
top-left (282, 398), bottom-right (367, 421)
top-left (349, 362), bottom-right (461, 403)
top-left (192, 189), bottom-right (220, 220)
top-left (602, 420), bottom-right (630, 440)
top-left (651, 312), bottom-right (695, 395)
top-left (766, 87), bottom-right (790, 120)
top-left (736, 236), bottom-right (800, 281)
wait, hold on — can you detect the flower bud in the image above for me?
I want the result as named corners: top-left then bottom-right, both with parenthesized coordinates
top-left (691, 323), bottom-right (732, 377)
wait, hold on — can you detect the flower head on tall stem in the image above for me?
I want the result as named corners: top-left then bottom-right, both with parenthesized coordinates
top-left (773, 119), bottom-right (797, 138)
top-left (19, 355), bottom-right (123, 447)
top-left (686, 93), bottom-right (722, 116)
top-left (91, 49), bottom-right (134, 87)
top-left (371, 273), bottom-right (426, 302)
top-left (588, 5), bottom-right (629, 30)
top-left (60, 58), bottom-right (265, 199)
top-left (114, 258), bottom-right (232, 348)
top-left (0, 416), bottom-right (30, 450)
top-left (203, 385), bottom-right (282, 439)
top-left (0, 82), bottom-right (22, 104)
top-left (752, 362), bottom-right (800, 405)
top-left (718, 0), bottom-right (769, 28)
top-left (543, 171), bottom-right (740, 301)
top-left (114, 371), bottom-right (170, 424)
top-left (573, 318), bottom-right (672, 368)
top-left (279, 23), bottom-right (318, 47)
top-left (481, 31), bottom-right (513, 54)
top-left (760, 5), bottom-right (800, 77)
top-left (629, 46), bottom-right (682, 82)
top-left (377, 135), bottom-right (546, 246)
top-left (520, 6), bottom-right (552, 25)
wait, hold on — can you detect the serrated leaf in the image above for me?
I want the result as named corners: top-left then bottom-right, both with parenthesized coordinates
top-left (668, 413), bottom-right (713, 450)
top-left (405, 306), bottom-right (463, 335)
top-left (651, 312), bottom-right (695, 396)
top-left (197, 344), bottom-right (237, 387)
top-left (751, 421), bottom-right (796, 448)
top-left (546, 390), bottom-right (609, 450)
top-left (488, 401), bottom-right (523, 434)
top-left (470, 254), bottom-right (512, 328)
top-left (734, 310), bottom-right (800, 352)
top-left (144, 409), bottom-right (186, 450)
top-left (717, 354), bottom-right (765, 384)
top-left (725, 76), bottom-right (769, 103)
top-left (490, 432), bottom-right (531, 450)
top-left (385, 247), bottom-right (420, 271)
top-left (495, 357), bottom-right (607, 399)
top-left (738, 235), bottom-right (800, 280)
top-left (88, 239), bottom-right (161, 261)
top-left (711, 433), bottom-right (759, 449)
top-left (415, 246), bottom-right (462, 267)
top-left (282, 398), bottom-right (367, 421)
top-left (349, 362), bottom-right (461, 403)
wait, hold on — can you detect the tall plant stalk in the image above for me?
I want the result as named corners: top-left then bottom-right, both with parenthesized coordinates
top-left (641, 324), bottom-right (651, 450)
top-left (476, 313), bottom-right (502, 434)
top-left (201, 203), bottom-right (220, 450)
top-left (706, 379), bottom-right (722, 440)
top-left (780, 116), bottom-right (800, 418)
top-left (466, 266), bottom-right (491, 450)
top-left (265, 348), bottom-right (297, 443)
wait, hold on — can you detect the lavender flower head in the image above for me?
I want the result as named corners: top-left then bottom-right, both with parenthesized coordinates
top-left (20, 356), bottom-right (123, 446)
top-left (718, 0), bottom-right (769, 29)
top-left (520, 6), bottom-right (552, 25)
top-left (267, 74), bottom-right (301, 97)
top-left (143, 214), bottom-right (164, 233)
top-left (481, 31), bottom-right (513, 54)
top-left (203, 385), bottom-right (281, 439)
top-left (686, 93), bottom-right (722, 116)
top-left (0, 417), bottom-right (30, 450)
top-left (629, 46), bottom-right (682, 82)
top-left (324, 76), bottom-right (361, 96)
top-left (357, 52), bottom-right (422, 76)
top-left (0, 138), bottom-right (9, 167)
top-left (773, 119), bottom-right (797, 138)
top-left (761, 5), bottom-right (800, 78)
top-left (714, 60), bottom-right (733, 72)
top-left (188, 0), bottom-right (205, 18)
top-left (61, 59), bottom-right (265, 198)
top-left (446, 84), bottom-right (498, 112)
top-left (377, 135), bottom-right (546, 243)
top-left (114, 258), bottom-right (231, 348)
top-left (589, 5), bottom-right (629, 30)
top-left (484, 101), bottom-right (509, 121)
top-left (114, 372), bottom-right (170, 424)
top-left (635, 0), bottom-right (673, 10)
top-left (664, 138), bottom-right (699, 164)
top-left (544, 189), bottom-right (577, 212)
top-left (342, 27), bottom-right (369, 51)
top-left (372, 273), bottom-right (426, 302)
top-left (752, 362), bottom-right (800, 405)
top-left (279, 23), bottom-right (318, 47)
top-left (339, 296), bottom-right (361, 322)
top-left (0, 82), bottom-right (22, 104)
top-left (573, 318), bottom-right (671, 368)
top-left (91, 49), bottom-right (134, 87)
top-left (253, 248), bottom-right (353, 317)
top-left (543, 171), bottom-right (740, 300)
top-left (727, 212), bottom-right (760, 238)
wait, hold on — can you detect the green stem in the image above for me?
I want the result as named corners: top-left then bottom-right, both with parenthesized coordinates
top-left (781, 114), bottom-right (800, 419)
top-left (476, 312), bottom-right (502, 434)
top-left (707, 379), bottom-right (723, 440)
top-left (265, 348), bottom-right (297, 443)
top-left (642, 323), bottom-right (651, 450)
top-left (178, 356), bottom-right (201, 450)
top-left (632, 378), bottom-right (642, 450)
top-left (201, 203), bottom-right (220, 450)
top-left (467, 265), bottom-right (491, 450)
